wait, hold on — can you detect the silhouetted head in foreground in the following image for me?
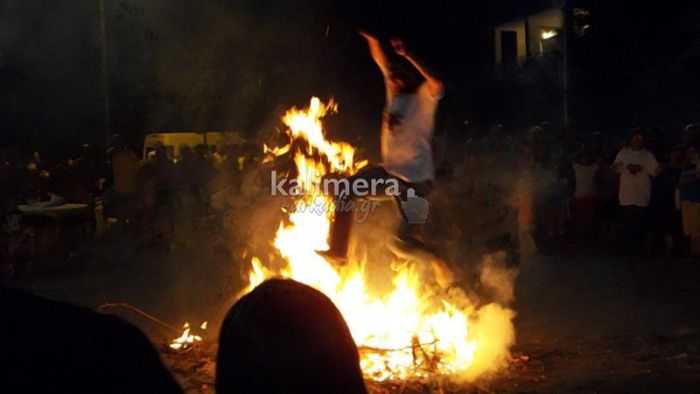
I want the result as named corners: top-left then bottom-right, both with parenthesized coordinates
top-left (0, 288), bottom-right (182, 394)
top-left (216, 279), bottom-right (367, 394)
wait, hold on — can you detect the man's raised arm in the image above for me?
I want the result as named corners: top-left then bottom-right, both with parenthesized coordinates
top-left (390, 38), bottom-right (444, 97)
top-left (359, 31), bottom-right (390, 76)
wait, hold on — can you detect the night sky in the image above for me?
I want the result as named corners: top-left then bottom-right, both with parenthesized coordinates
top-left (1, 0), bottom-right (700, 159)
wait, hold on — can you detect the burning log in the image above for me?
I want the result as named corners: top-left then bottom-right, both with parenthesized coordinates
top-left (216, 278), bottom-right (367, 394)
top-left (169, 321), bottom-right (208, 351)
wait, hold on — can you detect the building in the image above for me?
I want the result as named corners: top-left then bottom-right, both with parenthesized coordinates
top-left (491, 1), bottom-right (591, 128)
top-left (494, 1), bottom-right (591, 67)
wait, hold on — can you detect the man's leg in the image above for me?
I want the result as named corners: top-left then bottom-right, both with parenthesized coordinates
top-left (394, 180), bottom-right (434, 252)
top-left (624, 205), bottom-right (648, 255)
top-left (621, 205), bottom-right (637, 253)
top-left (322, 166), bottom-right (393, 263)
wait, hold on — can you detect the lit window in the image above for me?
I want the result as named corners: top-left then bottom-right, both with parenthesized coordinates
top-left (541, 30), bottom-right (558, 40)
top-left (573, 7), bottom-right (591, 37)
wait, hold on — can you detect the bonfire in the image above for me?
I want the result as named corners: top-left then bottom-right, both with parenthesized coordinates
top-left (174, 97), bottom-right (516, 383)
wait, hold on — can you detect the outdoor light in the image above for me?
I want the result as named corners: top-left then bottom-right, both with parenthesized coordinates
top-left (541, 30), bottom-right (558, 40)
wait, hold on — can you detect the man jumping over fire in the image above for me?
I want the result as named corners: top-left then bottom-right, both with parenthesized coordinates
top-left (320, 31), bottom-right (444, 264)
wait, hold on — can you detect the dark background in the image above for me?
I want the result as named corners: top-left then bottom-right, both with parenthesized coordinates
top-left (1, 0), bottom-right (700, 160)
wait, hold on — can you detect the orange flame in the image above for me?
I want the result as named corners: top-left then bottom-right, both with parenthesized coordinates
top-left (240, 97), bottom-right (515, 381)
top-left (169, 321), bottom-right (207, 350)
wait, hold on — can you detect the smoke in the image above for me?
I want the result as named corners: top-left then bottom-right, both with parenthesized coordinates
top-left (478, 251), bottom-right (517, 305)
top-left (463, 302), bottom-right (517, 381)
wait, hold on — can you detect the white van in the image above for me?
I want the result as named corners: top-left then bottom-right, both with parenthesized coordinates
top-left (142, 131), bottom-right (246, 161)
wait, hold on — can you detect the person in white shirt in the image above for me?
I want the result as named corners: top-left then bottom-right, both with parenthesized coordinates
top-left (612, 131), bottom-right (660, 253)
top-left (321, 31), bottom-right (444, 263)
top-left (613, 133), bottom-right (660, 208)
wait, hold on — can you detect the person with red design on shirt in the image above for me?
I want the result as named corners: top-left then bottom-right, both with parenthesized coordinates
top-left (612, 131), bottom-right (660, 254)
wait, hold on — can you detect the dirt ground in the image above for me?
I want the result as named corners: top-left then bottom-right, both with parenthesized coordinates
top-left (3, 226), bottom-right (700, 393)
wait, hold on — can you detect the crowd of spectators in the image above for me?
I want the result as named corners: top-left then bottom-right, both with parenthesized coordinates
top-left (106, 135), bottom-right (263, 243)
top-left (3, 123), bottom-right (700, 275)
top-left (0, 134), bottom-right (262, 274)
top-left (449, 123), bottom-right (700, 259)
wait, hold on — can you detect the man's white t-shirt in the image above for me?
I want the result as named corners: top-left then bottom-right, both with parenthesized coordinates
top-left (613, 147), bottom-right (658, 207)
top-left (381, 81), bottom-right (443, 183)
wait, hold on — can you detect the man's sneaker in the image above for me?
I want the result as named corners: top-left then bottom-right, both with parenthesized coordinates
top-left (317, 249), bottom-right (348, 266)
top-left (393, 233), bottom-right (428, 252)
top-left (390, 234), bottom-right (443, 261)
